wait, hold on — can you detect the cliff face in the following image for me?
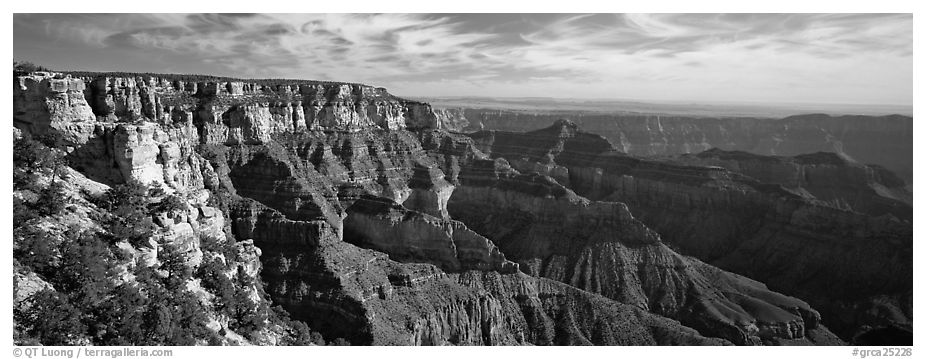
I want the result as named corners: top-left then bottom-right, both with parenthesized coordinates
top-left (415, 135), bottom-right (836, 345)
top-left (344, 195), bottom-right (519, 274)
top-left (22, 73), bottom-right (443, 134)
top-left (466, 121), bottom-right (911, 343)
top-left (668, 149), bottom-right (912, 220)
top-left (200, 126), bottom-right (725, 345)
top-left (432, 108), bottom-right (470, 133)
top-left (13, 71), bottom-right (894, 346)
top-left (14, 73), bottom-right (97, 145)
top-left (12, 133), bottom-right (282, 345)
top-left (459, 109), bottom-right (913, 184)
top-left (226, 196), bottom-right (724, 345)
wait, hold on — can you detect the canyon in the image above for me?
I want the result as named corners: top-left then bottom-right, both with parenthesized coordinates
top-left (12, 71), bottom-right (911, 346)
top-left (466, 120), bottom-right (912, 344)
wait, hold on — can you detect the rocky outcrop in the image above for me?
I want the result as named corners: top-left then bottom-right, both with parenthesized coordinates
top-left (459, 109), bottom-right (913, 184)
top-left (59, 119), bottom-right (211, 190)
top-left (14, 73), bottom-right (96, 143)
top-left (11, 142), bottom-right (275, 344)
top-left (432, 108), bottom-right (470, 132)
top-left (465, 121), bottom-right (911, 344)
top-left (344, 195), bottom-right (518, 274)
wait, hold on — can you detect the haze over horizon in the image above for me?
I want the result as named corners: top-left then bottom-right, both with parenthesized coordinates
top-left (14, 13), bottom-right (913, 106)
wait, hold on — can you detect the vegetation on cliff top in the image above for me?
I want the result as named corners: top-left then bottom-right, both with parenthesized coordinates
top-left (61, 71), bottom-right (361, 88)
top-left (13, 61), bottom-right (51, 75)
top-left (12, 61), bottom-right (354, 88)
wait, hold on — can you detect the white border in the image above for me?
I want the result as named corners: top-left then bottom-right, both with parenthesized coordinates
top-left (3, 1), bottom-right (921, 357)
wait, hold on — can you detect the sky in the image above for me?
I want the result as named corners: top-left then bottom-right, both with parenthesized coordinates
top-left (13, 13), bottom-right (913, 106)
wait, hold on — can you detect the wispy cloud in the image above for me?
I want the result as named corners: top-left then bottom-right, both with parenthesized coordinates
top-left (13, 13), bottom-right (912, 105)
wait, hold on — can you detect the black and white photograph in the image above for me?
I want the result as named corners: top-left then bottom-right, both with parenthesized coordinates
top-left (7, 4), bottom-right (918, 355)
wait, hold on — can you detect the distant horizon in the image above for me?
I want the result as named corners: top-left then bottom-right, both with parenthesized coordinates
top-left (14, 14), bottom-right (912, 107)
top-left (16, 65), bottom-right (913, 115)
top-left (411, 94), bottom-right (914, 109)
top-left (412, 95), bottom-right (912, 118)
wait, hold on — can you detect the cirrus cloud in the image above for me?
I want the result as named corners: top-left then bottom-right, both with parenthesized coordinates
top-left (13, 13), bottom-right (912, 105)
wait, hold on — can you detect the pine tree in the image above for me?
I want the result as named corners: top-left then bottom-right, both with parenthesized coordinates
top-left (18, 290), bottom-right (87, 345)
top-left (55, 230), bottom-right (116, 304)
top-left (90, 284), bottom-right (148, 345)
top-left (158, 241), bottom-right (193, 291)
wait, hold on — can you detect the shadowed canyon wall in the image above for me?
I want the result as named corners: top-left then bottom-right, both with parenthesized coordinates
top-left (466, 120), bottom-right (911, 344)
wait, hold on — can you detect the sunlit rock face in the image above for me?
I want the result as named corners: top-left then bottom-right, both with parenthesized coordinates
top-left (11, 148), bottom-right (265, 344)
top-left (343, 195), bottom-right (519, 274)
top-left (13, 72), bottom-right (446, 190)
top-left (432, 108), bottom-right (470, 132)
top-left (22, 73), bottom-right (442, 135)
top-left (14, 73), bottom-right (97, 144)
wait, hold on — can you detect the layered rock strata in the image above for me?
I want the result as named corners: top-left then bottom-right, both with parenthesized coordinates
top-left (416, 137), bottom-right (838, 345)
top-left (226, 196), bottom-right (726, 345)
top-left (12, 72), bottom-right (876, 346)
top-left (344, 195), bottom-right (518, 274)
top-left (459, 109), bottom-right (913, 184)
top-left (466, 120), bottom-right (912, 343)
top-left (432, 108), bottom-right (470, 132)
top-left (668, 149), bottom-right (911, 220)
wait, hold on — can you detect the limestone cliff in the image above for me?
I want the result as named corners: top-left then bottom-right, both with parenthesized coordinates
top-left (14, 72), bottom-right (96, 143)
top-left (344, 195), bottom-right (519, 274)
top-left (432, 108), bottom-right (470, 132)
top-left (72, 74), bottom-right (441, 133)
